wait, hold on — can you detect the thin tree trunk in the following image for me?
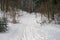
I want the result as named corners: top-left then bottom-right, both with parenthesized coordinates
top-left (12, 11), bottom-right (17, 23)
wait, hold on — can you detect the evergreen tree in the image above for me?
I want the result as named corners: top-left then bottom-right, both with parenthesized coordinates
top-left (0, 17), bottom-right (7, 32)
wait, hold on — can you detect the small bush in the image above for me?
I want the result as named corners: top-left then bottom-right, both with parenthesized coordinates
top-left (0, 18), bottom-right (8, 32)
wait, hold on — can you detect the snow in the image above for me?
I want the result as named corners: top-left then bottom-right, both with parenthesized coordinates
top-left (0, 9), bottom-right (4, 18)
top-left (0, 11), bottom-right (60, 40)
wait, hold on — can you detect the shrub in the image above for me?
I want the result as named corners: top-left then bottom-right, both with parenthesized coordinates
top-left (0, 18), bottom-right (8, 32)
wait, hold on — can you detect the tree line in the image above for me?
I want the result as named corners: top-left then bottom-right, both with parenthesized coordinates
top-left (33, 0), bottom-right (60, 22)
top-left (0, 0), bottom-right (60, 23)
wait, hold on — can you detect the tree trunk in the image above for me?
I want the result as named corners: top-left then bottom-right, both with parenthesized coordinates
top-left (12, 11), bottom-right (17, 24)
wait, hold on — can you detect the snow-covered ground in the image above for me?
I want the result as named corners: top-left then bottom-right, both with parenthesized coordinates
top-left (0, 11), bottom-right (60, 40)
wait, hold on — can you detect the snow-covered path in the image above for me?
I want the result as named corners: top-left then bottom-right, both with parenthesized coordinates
top-left (20, 13), bottom-right (60, 40)
top-left (0, 12), bottom-right (60, 40)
